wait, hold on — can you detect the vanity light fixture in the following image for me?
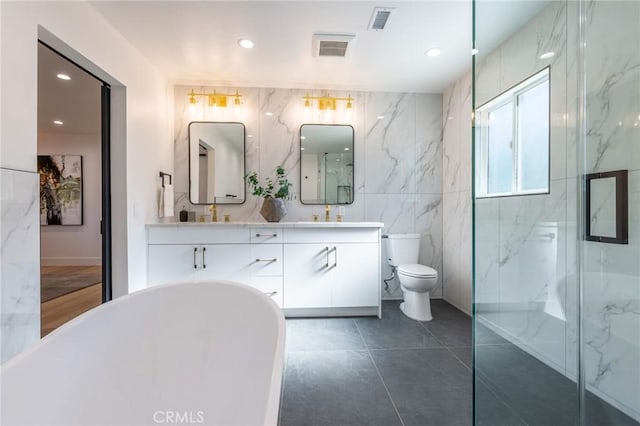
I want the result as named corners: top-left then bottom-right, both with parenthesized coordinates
top-left (303, 92), bottom-right (354, 112)
top-left (56, 73), bottom-right (71, 80)
top-left (187, 89), bottom-right (242, 110)
top-left (53, 120), bottom-right (64, 125)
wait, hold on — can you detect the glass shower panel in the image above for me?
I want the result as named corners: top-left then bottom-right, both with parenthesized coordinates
top-left (473, 0), bottom-right (580, 424)
top-left (474, 0), bottom-right (640, 425)
top-left (580, 1), bottom-right (640, 424)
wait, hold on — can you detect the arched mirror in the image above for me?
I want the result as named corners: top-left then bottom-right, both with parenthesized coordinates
top-left (300, 124), bottom-right (354, 205)
top-left (188, 121), bottom-right (245, 204)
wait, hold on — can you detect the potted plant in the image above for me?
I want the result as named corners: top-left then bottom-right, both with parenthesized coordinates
top-left (246, 166), bottom-right (292, 222)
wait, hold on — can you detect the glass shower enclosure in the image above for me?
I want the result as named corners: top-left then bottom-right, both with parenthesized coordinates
top-left (473, 0), bottom-right (639, 424)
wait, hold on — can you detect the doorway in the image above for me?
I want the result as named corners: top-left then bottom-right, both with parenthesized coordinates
top-left (37, 42), bottom-right (112, 336)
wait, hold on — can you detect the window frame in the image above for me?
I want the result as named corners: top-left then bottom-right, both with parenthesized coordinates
top-left (475, 67), bottom-right (551, 199)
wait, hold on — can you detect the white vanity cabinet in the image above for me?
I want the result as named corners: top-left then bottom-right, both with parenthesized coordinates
top-left (282, 228), bottom-right (380, 315)
top-left (146, 223), bottom-right (382, 316)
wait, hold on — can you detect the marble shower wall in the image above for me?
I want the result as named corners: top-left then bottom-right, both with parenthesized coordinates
top-left (442, 71), bottom-right (473, 315)
top-left (581, 0), bottom-right (640, 420)
top-left (0, 168), bottom-right (40, 362)
top-left (173, 86), bottom-right (443, 299)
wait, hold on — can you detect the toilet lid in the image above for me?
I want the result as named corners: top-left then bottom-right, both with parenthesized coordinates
top-left (398, 264), bottom-right (437, 278)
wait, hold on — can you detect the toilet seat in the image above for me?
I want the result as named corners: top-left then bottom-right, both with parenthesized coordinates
top-left (398, 264), bottom-right (437, 278)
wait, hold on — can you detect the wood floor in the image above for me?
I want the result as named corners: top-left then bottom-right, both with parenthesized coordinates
top-left (41, 283), bottom-right (102, 337)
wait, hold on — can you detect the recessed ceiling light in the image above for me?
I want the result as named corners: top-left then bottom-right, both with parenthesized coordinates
top-left (448, 116), bottom-right (454, 120)
top-left (301, 147), bottom-right (305, 150)
top-left (471, 49), bottom-right (479, 56)
top-left (539, 51), bottom-right (555, 59)
top-left (53, 120), bottom-right (64, 125)
top-left (265, 112), bottom-right (273, 116)
top-left (344, 147), bottom-right (350, 151)
top-left (425, 48), bottom-right (441, 57)
top-left (376, 115), bottom-right (385, 120)
top-left (238, 39), bottom-right (254, 49)
top-left (56, 73), bottom-right (71, 80)
top-left (301, 136), bottom-right (306, 140)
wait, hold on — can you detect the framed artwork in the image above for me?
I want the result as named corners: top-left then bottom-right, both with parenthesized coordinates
top-left (38, 155), bottom-right (83, 226)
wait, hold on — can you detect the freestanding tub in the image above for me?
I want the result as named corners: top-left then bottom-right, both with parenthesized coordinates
top-left (1, 281), bottom-right (286, 425)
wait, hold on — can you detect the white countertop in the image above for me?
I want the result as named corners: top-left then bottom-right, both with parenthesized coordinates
top-left (147, 221), bottom-right (384, 228)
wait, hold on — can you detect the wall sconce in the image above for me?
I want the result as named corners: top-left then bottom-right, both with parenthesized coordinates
top-left (188, 89), bottom-right (242, 111)
top-left (303, 92), bottom-right (353, 112)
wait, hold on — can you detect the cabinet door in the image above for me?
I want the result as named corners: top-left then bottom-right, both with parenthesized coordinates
top-left (148, 245), bottom-right (200, 286)
top-left (330, 243), bottom-right (379, 307)
top-left (283, 244), bottom-right (332, 308)
top-left (199, 244), bottom-right (252, 285)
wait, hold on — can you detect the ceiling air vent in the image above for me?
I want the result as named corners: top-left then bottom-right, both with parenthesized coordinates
top-left (368, 7), bottom-right (395, 31)
top-left (313, 33), bottom-right (355, 57)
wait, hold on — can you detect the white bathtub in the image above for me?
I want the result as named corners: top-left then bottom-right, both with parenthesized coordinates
top-left (1, 281), bottom-right (286, 426)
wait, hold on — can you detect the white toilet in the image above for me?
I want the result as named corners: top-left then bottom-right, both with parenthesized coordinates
top-left (384, 233), bottom-right (438, 321)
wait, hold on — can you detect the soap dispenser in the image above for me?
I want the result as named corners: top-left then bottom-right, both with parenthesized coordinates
top-left (179, 205), bottom-right (188, 222)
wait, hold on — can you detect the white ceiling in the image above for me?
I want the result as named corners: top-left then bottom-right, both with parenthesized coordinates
top-left (38, 44), bottom-right (102, 135)
top-left (36, 1), bottom-right (547, 136)
top-left (90, 1), bottom-right (547, 94)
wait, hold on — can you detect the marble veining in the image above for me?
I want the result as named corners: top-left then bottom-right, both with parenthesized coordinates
top-left (1, 168), bottom-right (40, 362)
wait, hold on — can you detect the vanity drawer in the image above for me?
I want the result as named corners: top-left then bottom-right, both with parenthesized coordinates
top-left (249, 244), bottom-right (283, 276)
top-left (250, 276), bottom-right (283, 308)
top-left (148, 226), bottom-right (251, 244)
top-left (283, 228), bottom-right (379, 244)
top-left (250, 228), bottom-right (283, 244)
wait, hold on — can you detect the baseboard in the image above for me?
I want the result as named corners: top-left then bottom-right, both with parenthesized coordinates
top-left (41, 257), bottom-right (102, 266)
top-left (443, 297), bottom-right (471, 316)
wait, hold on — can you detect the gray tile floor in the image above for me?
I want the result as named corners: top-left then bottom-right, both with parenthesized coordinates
top-left (278, 299), bottom-right (640, 426)
top-left (279, 300), bottom-right (475, 426)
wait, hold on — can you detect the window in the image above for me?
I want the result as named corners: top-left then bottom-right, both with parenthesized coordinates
top-left (475, 68), bottom-right (550, 198)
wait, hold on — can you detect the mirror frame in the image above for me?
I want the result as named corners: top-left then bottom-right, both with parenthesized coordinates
top-left (188, 121), bottom-right (247, 205)
top-left (299, 123), bottom-right (355, 205)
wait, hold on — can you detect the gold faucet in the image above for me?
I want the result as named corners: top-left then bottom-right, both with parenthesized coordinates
top-left (325, 205), bottom-right (331, 222)
top-left (209, 204), bottom-right (218, 222)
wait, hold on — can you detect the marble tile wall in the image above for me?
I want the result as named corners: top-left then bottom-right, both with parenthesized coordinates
top-left (0, 168), bottom-right (40, 362)
top-left (174, 86), bottom-right (443, 299)
top-left (442, 71), bottom-right (473, 315)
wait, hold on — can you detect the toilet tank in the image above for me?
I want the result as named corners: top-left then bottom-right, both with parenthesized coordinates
top-left (384, 234), bottom-right (420, 267)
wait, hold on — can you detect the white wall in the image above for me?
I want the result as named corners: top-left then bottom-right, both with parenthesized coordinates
top-left (38, 133), bottom-right (102, 266)
top-left (0, 1), bottom-right (172, 362)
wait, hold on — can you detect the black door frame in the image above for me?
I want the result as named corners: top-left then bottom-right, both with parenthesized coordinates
top-left (38, 41), bottom-right (113, 303)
